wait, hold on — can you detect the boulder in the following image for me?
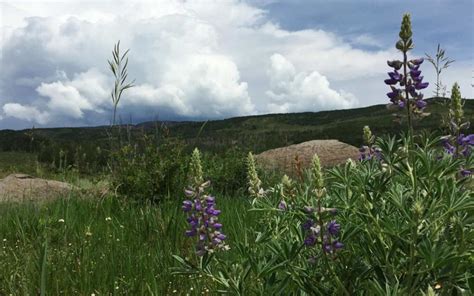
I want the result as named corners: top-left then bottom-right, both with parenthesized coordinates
top-left (0, 174), bottom-right (75, 202)
top-left (255, 140), bottom-right (359, 176)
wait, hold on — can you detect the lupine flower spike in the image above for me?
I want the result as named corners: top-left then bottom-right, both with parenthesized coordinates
top-left (359, 126), bottom-right (381, 161)
top-left (385, 14), bottom-right (429, 124)
top-left (277, 175), bottom-right (295, 211)
top-left (183, 148), bottom-right (229, 256)
top-left (303, 154), bottom-right (343, 257)
top-left (247, 152), bottom-right (264, 198)
top-left (189, 148), bottom-right (204, 187)
top-left (441, 84), bottom-right (473, 176)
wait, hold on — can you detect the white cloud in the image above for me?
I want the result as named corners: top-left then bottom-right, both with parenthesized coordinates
top-left (266, 54), bottom-right (357, 113)
top-left (125, 53), bottom-right (254, 118)
top-left (2, 103), bottom-right (49, 124)
top-left (4, 0), bottom-right (465, 128)
top-left (30, 67), bottom-right (110, 121)
top-left (351, 34), bottom-right (383, 48)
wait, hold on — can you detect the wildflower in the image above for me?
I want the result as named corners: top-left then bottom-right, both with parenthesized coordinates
top-left (189, 148), bottom-right (204, 187)
top-left (58, 219), bottom-right (65, 223)
top-left (359, 126), bottom-right (381, 161)
top-left (327, 220), bottom-right (341, 236)
top-left (304, 234), bottom-right (316, 246)
top-left (333, 241), bottom-right (344, 250)
top-left (278, 200), bottom-right (287, 211)
top-left (105, 217), bottom-right (112, 222)
top-left (303, 219), bottom-right (343, 253)
top-left (385, 14), bottom-right (428, 118)
top-left (247, 152), bottom-right (264, 198)
top-left (183, 149), bottom-right (228, 256)
top-left (302, 219), bottom-right (314, 230)
top-left (311, 154), bottom-right (324, 190)
top-left (281, 174), bottom-right (296, 199)
top-left (442, 84), bottom-right (473, 160)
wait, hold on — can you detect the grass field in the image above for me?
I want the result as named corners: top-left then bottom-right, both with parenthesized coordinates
top-left (0, 193), bottom-right (255, 295)
top-left (0, 152), bottom-right (38, 179)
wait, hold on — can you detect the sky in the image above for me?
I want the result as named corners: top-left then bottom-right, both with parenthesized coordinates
top-left (0, 0), bottom-right (473, 129)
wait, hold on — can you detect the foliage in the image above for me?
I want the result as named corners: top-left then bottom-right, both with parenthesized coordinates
top-left (110, 134), bottom-right (187, 203)
top-left (202, 147), bottom-right (249, 196)
top-left (171, 133), bottom-right (474, 294)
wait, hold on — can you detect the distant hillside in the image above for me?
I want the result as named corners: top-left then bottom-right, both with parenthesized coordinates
top-left (1, 98), bottom-right (473, 154)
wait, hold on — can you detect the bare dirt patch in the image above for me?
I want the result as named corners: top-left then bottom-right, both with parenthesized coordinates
top-left (0, 174), bottom-right (75, 202)
top-left (255, 140), bottom-right (359, 176)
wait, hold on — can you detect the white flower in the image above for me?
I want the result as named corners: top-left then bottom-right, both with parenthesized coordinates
top-left (58, 219), bottom-right (65, 223)
top-left (105, 217), bottom-right (112, 221)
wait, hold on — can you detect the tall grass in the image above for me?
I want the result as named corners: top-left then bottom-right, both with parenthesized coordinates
top-left (0, 194), bottom-right (256, 294)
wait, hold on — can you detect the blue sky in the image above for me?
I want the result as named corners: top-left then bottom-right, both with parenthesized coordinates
top-left (264, 0), bottom-right (473, 60)
top-left (0, 0), bottom-right (472, 129)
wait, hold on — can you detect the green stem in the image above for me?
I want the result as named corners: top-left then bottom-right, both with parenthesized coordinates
top-left (403, 50), bottom-right (413, 146)
top-left (408, 211), bottom-right (418, 293)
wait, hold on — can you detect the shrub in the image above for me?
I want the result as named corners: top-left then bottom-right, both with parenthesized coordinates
top-left (110, 135), bottom-right (187, 203)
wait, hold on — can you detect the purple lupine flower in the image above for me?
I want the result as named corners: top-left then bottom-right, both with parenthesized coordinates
top-left (387, 90), bottom-right (399, 100)
top-left (304, 234), bottom-right (317, 246)
top-left (415, 82), bottom-right (429, 90)
top-left (302, 219), bottom-right (314, 230)
top-left (186, 229), bottom-right (197, 237)
top-left (415, 99), bottom-right (427, 110)
top-left (183, 185), bottom-right (228, 256)
top-left (321, 235), bottom-right (333, 253)
top-left (387, 60), bottom-right (403, 70)
top-left (408, 63), bottom-right (419, 70)
top-left (303, 215), bottom-right (343, 255)
top-left (409, 69), bottom-right (421, 78)
top-left (410, 58), bottom-right (424, 65)
top-left (184, 189), bottom-right (195, 197)
top-left (182, 200), bottom-right (193, 212)
top-left (388, 70), bottom-right (402, 81)
top-left (384, 78), bottom-right (398, 85)
top-left (443, 134), bottom-right (474, 157)
top-left (333, 241), bottom-right (344, 249)
top-left (462, 134), bottom-right (474, 145)
top-left (460, 169), bottom-right (472, 177)
top-left (359, 146), bottom-right (382, 161)
top-left (327, 220), bottom-right (341, 236)
top-left (278, 200), bottom-right (287, 210)
top-left (212, 223), bottom-right (223, 229)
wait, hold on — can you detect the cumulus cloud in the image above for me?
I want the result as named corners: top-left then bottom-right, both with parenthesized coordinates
top-left (266, 54), bottom-right (357, 113)
top-left (1, 0), bottom-right (436, 128)
top-left (125, 54), bottom-right (254, 118)
top-left (3, 103), bottom-right (49, 124)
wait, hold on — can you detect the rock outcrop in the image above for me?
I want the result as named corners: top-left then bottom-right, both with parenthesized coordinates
top-left (255, 140), bottom-right (359, 176)
top-left (0, 174), bottom-right (75, 202)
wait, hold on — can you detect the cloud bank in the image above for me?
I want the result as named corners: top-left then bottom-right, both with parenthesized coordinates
top-left (0, 0), bottom-right (470, 129)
